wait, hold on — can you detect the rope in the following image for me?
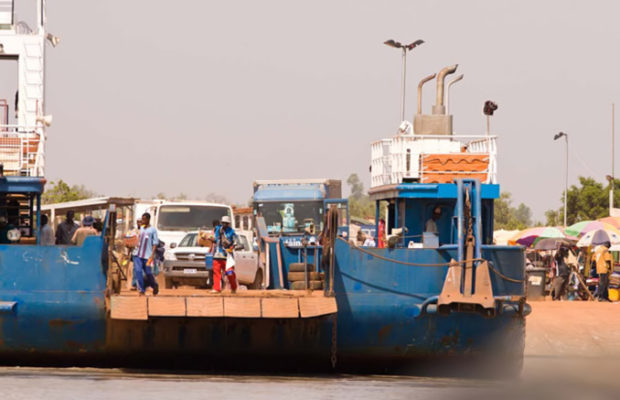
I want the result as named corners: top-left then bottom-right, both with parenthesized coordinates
top-left (339, 237), bottom-right (483, 267)
top-left (486, 261), bottom-right (525, 283)
top-left (338, 237), bottom-right (525, 283)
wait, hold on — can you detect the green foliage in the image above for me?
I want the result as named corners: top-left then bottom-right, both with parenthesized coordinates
top-left (42, 180), bottom-right (96, 204)
top-left (346, 173), bottom-right (375, 220)
top-left (494, 192), bottom-right (532, 230)
top-left (545, 176), bottom-right (620, 226)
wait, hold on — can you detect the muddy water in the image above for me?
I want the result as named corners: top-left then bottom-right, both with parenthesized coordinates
top-left (3, 302), bottom-right (620, 399)
top-left (0, 367), bottom-right (502, 400)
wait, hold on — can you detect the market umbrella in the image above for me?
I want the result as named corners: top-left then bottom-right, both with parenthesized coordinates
top-left (508, 227), bottom-right (565, 247)
top-left (533, 237), bottom-right (575, 251)
top-left (576, 228), bottom-right (620, 247)
top-left (598, 216), bottom-right (620, 229)
top-left (564, 220), bottom-right (620, 238)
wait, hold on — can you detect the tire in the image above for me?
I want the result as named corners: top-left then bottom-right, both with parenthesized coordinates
top-left (287, 271), bottom-right (321, 281)
top-left (288, 262), bottom-right (313, 272)
top-left (249, 269), bottom-right (263, 290)
top-left (290, 280), bottom-right (323, 290)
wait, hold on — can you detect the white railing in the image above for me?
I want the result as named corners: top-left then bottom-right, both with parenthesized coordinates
top-left (370, 134), bottom-right (497, 188)
top-left (0, 125), bottom-right (44, 176)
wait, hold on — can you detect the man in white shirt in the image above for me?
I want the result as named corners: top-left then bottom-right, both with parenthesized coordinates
top-left (40, 214), bottom-right (54, 245)
top-left (425, 206), bottom-right (441, 234)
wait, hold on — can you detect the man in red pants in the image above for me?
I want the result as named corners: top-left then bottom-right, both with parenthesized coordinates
top-left (211, 215), bottom-right (240, 293)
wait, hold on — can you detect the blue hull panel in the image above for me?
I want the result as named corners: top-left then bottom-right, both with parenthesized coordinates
top-left (0, 235), bottom-right (526, 373)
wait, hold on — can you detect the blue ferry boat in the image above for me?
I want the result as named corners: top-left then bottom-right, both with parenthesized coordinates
top-left (0, 2), bottom-right (527, 375)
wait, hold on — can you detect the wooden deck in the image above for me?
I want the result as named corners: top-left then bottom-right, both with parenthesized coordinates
top-left (109, 288), bottom-right (338, 320)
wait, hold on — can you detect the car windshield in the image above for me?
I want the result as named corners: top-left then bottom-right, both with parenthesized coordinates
top-left (178, 233), bottom-right (198, 247)
top-left (157, 205), bottom-right (230, 231)
top-left (256, 201), bottom-right (323, 234)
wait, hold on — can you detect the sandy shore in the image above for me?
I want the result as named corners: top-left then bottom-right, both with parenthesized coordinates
top-left (522, 300), bottom-right (620, 393)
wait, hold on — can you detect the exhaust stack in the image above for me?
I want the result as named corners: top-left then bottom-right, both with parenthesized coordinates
top-left (416, 73), bottom-right (436, 115)
top-left (433, 64), bottom-right (458, 115)
top-left (414, 64), bottom-right (459, 135)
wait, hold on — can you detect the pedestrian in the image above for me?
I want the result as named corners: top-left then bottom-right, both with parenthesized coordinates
top-left (133, 213), bottom-right (159, 296)
top-left (211, 215), bottom-right (239, 293)
top-left (594, 241), bottom-right (613, 301)
top-left (55, 210), bottom-right (78, 245)
top-left (425, 206), bottom-right (441, 234)
top-left (363, 232), bottom-right (376, 247)
top-left (40, 214), bottom-right (54, 245)
top-left (71, 216), bottom-right (98, 246)
top-left (377, 218), bottom-right (386, 248)
top-left (551, 247), bottom-right (569, 300)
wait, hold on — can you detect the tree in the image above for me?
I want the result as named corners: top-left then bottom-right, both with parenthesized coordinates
top-left (545, 176), bottom-right (620, 226)
top-left (494, 192), bottom-right (532, 230)
top-left (346, 173), bottom-right (375, 220)
top-left (347, 173), bottom-right (364, 200)
top-left (42, 180), bottom-right (96, 204)
top-left (204, 192), bottom-right (230, 204)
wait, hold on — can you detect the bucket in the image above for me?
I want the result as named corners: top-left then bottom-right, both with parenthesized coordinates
top-left (609, 288), bottom-right (620, 302)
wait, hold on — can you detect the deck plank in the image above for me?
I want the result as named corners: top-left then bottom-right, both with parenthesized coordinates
top-left (261, 297), bottom-right (299, 318)
top-left (186, 296), bottom-right (224, 317)
top-left (224, 297), bottom-right (262, 318)
top-left (110, 295), bottom-right (148, 320)
top-left (299, 296), bottom-right (338, 318)
top-left (148, 296), bottom-right (186, 317)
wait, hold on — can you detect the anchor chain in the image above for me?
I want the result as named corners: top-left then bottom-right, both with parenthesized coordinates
top-left (330, 312), bottom-right (338, 369)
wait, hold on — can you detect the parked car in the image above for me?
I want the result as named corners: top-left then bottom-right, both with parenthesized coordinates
top-left (163, 230), bottom-right (263, 289)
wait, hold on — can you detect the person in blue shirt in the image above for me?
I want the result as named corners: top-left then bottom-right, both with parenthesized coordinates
top-left (212, 215), bottom-right (240, 293)
top-left (133, 212), bottom-right (159, 296)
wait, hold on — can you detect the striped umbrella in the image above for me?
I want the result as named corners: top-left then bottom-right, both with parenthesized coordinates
top-left (565, 220), bottom-right (620, 238)
top-left (508, 227), bottom-right (565, 247)
top-left (598, 216), bottom-right (620, 229)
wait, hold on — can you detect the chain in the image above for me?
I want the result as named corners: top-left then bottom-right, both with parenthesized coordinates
top-left (330, 312), bottom-right (338, 369)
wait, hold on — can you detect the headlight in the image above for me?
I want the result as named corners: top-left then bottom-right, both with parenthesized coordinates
top-left (164, 251), bottom-right (176, 261)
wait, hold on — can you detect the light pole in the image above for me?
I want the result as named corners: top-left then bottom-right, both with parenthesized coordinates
top-left (612, 103), bottom-right (615, 216)
top-left (384, 39), bottom-right (424, 122)
top-left (554, 132), bottom-right (569, 227)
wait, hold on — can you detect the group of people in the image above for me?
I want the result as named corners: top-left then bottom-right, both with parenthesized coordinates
top-left (547, 242), bottom-right (615, 302)
top-left (48, 210), bottom-right (101, 246)
top-left (128, 213), bottom-right (241, 296)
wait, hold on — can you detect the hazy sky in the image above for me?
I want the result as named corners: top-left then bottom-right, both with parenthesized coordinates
top-left (4, 1), bottom-right (619, 219)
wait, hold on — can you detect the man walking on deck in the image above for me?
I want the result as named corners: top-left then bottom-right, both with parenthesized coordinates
top-left (212, 215), bottom-right (239, 293)
top-left (133, 212), bottom-right (159, 296)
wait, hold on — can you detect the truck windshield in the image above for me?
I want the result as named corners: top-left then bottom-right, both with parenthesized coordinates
top-left (157, 205), bottom-right (230, 231)
top-left (256, 201), bottom-right (323, 234)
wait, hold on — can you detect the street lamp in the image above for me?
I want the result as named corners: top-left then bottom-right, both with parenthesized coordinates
top-left (554, 131), bottom-right (569, 227)
top-left (384, 39), bottom-right (424, 122)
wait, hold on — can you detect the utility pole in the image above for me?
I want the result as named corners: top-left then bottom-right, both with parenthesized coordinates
top-left (554, 132), bottom-right (569, 227)
top-left (612, 103), bottom-right (615, 216)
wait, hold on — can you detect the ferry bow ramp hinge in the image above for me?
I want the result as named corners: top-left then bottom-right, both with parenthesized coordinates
top-left (437, 260), bottom-right (495, 313)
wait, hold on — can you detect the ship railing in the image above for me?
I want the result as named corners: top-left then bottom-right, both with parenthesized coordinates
top-left (370, 134), bottom-right (497, 187)
top-left (0, 124), bottom-right (44, 177)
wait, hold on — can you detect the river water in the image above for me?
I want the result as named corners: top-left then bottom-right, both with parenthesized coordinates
top-left (1, 358), bottom-right (618, 400)
top-left (0, 366), bottom-right (504, 400)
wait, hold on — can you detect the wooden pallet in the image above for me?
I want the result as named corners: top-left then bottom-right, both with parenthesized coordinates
top-left (110, 289), bottom-right (337, 320)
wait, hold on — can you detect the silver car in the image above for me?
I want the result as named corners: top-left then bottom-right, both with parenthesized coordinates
top-left (163, 230), bottom-right (263, 289)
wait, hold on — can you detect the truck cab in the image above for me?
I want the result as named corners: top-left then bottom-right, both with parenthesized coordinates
top-left (253, 179), bottom-right (348, 239)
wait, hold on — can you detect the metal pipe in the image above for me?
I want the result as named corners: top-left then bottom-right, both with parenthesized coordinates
top-left (456, 179), bottom-right (464, 263)
top-left (435, 64), bottom-right (458, 108)
top-left (416, 73), bottom-right (436, 115)
top-left (446, 74), bottom-right (464, 115)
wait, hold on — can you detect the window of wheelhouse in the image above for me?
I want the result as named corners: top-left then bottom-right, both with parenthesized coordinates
top-left (0, 192), bottom-right (37, 243)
